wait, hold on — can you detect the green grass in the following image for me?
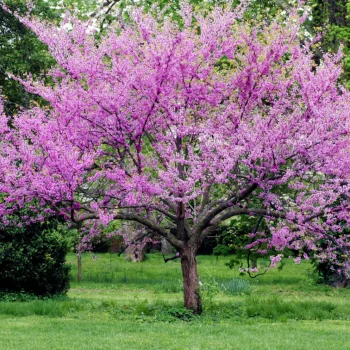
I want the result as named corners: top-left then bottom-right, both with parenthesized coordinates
top-left (1, 317), bottom-right (350, 350)
top-left (1, 253), bottom-right (350, 350)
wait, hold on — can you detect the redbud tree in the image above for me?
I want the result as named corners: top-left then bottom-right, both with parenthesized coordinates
top-left (1, 2), bottom-right (349, 313)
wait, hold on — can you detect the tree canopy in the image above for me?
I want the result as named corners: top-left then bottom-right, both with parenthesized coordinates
top-left (0, 1), bottom-right (349, 312)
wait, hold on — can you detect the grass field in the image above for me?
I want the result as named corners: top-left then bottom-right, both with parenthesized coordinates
top-left (1, 253), bottom-right (350, 350)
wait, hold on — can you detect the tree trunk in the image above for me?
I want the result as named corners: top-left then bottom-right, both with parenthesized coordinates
top-left (125, 244), bottom-right (146, 262)
top-left (180, 245), bottom-right (202, 314)
top-left (123, 221), bottom-right (147, 262)
top-left (161, 237), bottom-right (174, 254)
top-left (330, 255), bottom-right (350, 288)
top-left (251, 258), bottom-right (258, 269)
top-left (77, 253), bottom-right (82, 282)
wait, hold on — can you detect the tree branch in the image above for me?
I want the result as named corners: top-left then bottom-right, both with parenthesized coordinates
top-left (116, 204), bottom-right (177, 221)
top-left (198, 184), bottom-right (211, 214)
top-left (113, 212), bottom-right (184, 249)
top-left (199, 207), bottom-right (285, 241)
top-left (90, 0), bottom-right (120, 18)
top-left (195, 182), bottom-right (258, 236)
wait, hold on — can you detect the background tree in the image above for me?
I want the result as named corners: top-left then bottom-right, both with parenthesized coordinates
top-left (0, 0), bottom-right (58, 114)
top-left (214, 216), bottom-right (269, 268)
top-left (308, 0), bottom-right (350, 86)
top-left (0, 0), bottom-right (103, 115)
top-left (1, 2), bottom-right (349, 314)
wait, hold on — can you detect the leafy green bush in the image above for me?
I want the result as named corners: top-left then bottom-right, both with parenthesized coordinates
top-left (0, 218), bottom-right (71, 296)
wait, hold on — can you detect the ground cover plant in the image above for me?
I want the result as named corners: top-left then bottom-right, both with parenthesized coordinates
top-left (0, 253), bottom-right (349, 350)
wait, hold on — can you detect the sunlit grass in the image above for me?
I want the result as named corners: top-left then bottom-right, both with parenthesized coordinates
top-left (0, 253), bottom-right (349, 349)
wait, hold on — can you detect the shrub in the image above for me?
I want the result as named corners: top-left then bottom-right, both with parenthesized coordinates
top-left (0, 218), bottom-right (71, 296)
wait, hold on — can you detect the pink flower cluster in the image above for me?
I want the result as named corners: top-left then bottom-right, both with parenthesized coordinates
top-left (0, 2), bottom-right (348, 272)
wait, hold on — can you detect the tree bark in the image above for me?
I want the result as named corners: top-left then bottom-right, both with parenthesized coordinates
top-left (122, 218), bottom-right (147, 262)
top-left (180, 244), bottom-right (202, 314)
top-left (77, 253), bottom-right (82, 282)
top-left (124, 225), bottom-right (147, 262)
top-left (251, 258), bottom-right (258, 269)
top-left (125, 244), bottom-right (146, 262)
top-left (330, 254), bottom-right (350, 288)
top-left (161, 237), bottom-right (174, 254)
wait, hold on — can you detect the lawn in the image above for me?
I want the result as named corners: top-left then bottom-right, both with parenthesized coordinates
top-left (0, 253), bottom-right (350, 350)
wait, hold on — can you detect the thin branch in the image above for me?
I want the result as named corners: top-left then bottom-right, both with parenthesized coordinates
top-left (73, 210), bottom-right (183, 249)
top-left (118, 231), bottom-right (151, 257)
top-left (116, 204), bottom-right (177, 221)
top-left (163, 254), bottom-right (180, 263)
top-left (90, 0), bottom-right (120, 18)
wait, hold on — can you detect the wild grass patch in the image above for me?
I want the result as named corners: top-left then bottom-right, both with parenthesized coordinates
top-left (218, 278), bottom-right (252, 295)
top-left (1, 254), bottom-right (349, 324)
top-left (0, 298), bottom-right (88, 317)
top-left (243, 296), bottom-right (350, 321)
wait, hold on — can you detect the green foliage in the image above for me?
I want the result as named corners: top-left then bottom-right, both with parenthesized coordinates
top-left (90, 234), bottom-right (123, 253)
top-left (310, 0), bottom-right (350, 87)
top-left (213, 244), bottom-right (233, 256)
top-left (166, 306), bottom-right (195, 321)
top-left (201, 278), bottom-right (220, 303)
top-left (0, 218), bottom-right (71, 296)
top-left (0, 0), bottom-right (59, 114)
top-left (97, 299), bottom-right (196, 323)
top-left (214, 216), bottom-right (265, 254)
top-left (218, 278), bottom-right (252, 295)
top-left (0, 291), bottom-right (39, 302)
top-left (89, 220), bottom-right (123, 253)
top-left (213, 216), bottom-right (273, 274)
top-left (0, 0), bottom-right (101, 114)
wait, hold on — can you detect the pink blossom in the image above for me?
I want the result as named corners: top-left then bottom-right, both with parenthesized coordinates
top-left (0, 1), bottom-right (348, 282)
top-left (294, 257), bottom-right (302, 264)
top-left (270, 254), bottom-right (283, 267)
